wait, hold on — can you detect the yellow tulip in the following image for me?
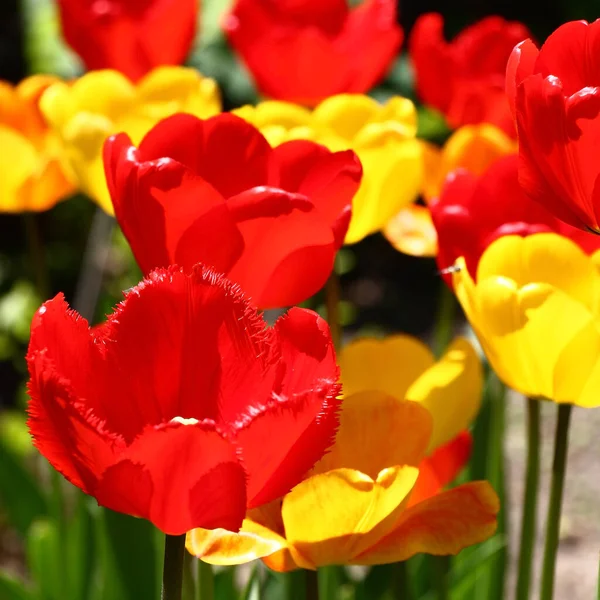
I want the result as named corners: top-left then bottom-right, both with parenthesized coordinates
top-left (454, 233), bottom-right (600, 407)
top-left (236, 94), bottom-right (424, 244)
top-left (187, 336), bottom-right (497, 570)
top-left (383, 124), bottom-right (516, 258)
top-left (0, 76), bottom-right (74, 212)
top-left (40, 67), bottom-right (221, 214)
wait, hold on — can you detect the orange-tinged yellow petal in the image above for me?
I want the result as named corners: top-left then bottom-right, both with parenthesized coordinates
top-left (282, 466), bottom-right (419, 568)
top-left (423, 125), bottom-right (515, 202)
top-left (340, 334), bottom-right (435, 399)
top-left (313, 394), bottom-right (432, 477)
top-left (383, 204), bottom-right (438, 257)
top-left (406, 337), bottom-right (482, 451)
top-left (0, 126), bottom-right (38, 211)
top-left (353, 481), bottom-right (499, 564)
top-left (409, 431), bottom-right (472, 506)
top-left (186, 519), bottom-right (287, 566)
top-left (421, 140), bottom-right (444, 203)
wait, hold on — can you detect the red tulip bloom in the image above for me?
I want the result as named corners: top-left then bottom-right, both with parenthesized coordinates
top-left (27, 265), bottom-right (341, 535)
top-left (507, 20), bottom-right (600, 233)
top-left (223, 0), bottom-right (402, 106)
top-left (431, 154), bottom-right (600, 286)
top-left (56, 0), bottom-right (198, 81)
top-left (410, 13), bottom-right (530, 136)
top-left (104, 113), bottom-right (361, 309)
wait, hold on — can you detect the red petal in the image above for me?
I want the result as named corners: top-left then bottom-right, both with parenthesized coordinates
top-left (273, 141), bottom-right (362, 236)
top-left (56, 0), bottom-right (198, 81)
top-left (94, 421), bottom-right (246, 535)
top-left (95, 266), bottom-right (278, 440)
top-left (506, 39), bottom-right (539, 117)
top-left (535, 19), bottom-right (600, 96)
top-left (138, 113), bottom-right (273, 199)
top-left (233, 308), bottom-right (341, 507)
top-left (105, 131), bottom-right (245, 275)
top-left (26, 350), bottom-right (120, 493)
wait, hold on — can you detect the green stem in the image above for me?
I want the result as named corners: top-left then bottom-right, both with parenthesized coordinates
top-left (196, 560), bottom-right (214, 600)
top-left (539, 404), bottom-right (572, 600)
top-left (282, 570), bottom-right (307, 600)
top-left (433, 281), bottom-right (456, 358)
top-left (516, 398), bottom-right (541, 600)
top-left (162, 534), bottom-right (186, 600)
top-left (306, 570), bottom-right (319, 600)
top-left (325, 272), bottom-right (341, 350)
top-left (23, 212), bottom-right (50, 300)
top-left (433, 556), bottom-right (450, 600)
top-left (395, 561), bottom-right (413, 600)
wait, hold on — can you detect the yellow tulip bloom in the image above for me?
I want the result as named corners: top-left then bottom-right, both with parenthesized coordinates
top-left (40, 67), bottom-right (221, 214)
top-left (0, 76), bottom-right (74, 212)
top-left (187, 336), bottom-right (497, 570)
top-left (236, 94), bottom-right (424, 244)
top-left (383, 124), bottom-right (516, 258)
top-left (454, 233), bottom-right (600, 407)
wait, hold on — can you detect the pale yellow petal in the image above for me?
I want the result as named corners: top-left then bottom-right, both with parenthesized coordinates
top-left (186, 519), bottom-right (287, 566)
top-left (233, 101), bottom-right (312, 130)
top-left (383, 204), bottom-right (438, 257)
top-left (406, 337), bottom-right (483, 452)
top-left (340, 334), bottom-right (435, 399)
top-left (282, 466), bottom-right (419, 567)
top-left (353, 481), bottom-right (499, 564)
top-left (313, 394), bottom-right (432, 477)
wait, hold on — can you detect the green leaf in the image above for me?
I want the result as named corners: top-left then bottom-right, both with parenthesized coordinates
top-left (0, 411), bottom-right (34, 458)
top-left (93, 509), bottom-right (161, 600)
top-left (64, 494), bottom-right (96, 600)
top-left (26, 519), bottom-right (65, 600)
top-left (0, 570), bottom-right (35, 600)
top-left (0, 438), bottom-right (48, 537)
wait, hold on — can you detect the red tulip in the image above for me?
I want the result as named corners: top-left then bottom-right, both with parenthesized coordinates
top-left (410, 13), bottom-right (530, 136)
top-left (56, 0), bottom-right (198, 81)
top-left (223, 0), bottom-right (402, 106)
top-left (27, 265), bottom-right (341, 535)
top-left (104, 113), bottom-right (361, 309)
top-left (431, 154), bottom-right (600, 286)
top-left (506, 19), bottom-right (600, 233)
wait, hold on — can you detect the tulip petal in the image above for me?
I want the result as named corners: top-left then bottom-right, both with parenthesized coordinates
top-left (383, 204), bottom-right (438, 257)
top-left (409, 431), bottom-right (473, 506)
top-left (353, 481), bottom-right (499, 564)
top-left (282, 466), bottom-right (419, 567)
top-left (406, 337), bottom-right (482, 451)
top-left (235, 308), bottom-right (341, 507)
top-left (186, 518), bottom-right (287, 566)
top-left (340, 335), bottom-right (435, 400)
top-left (313, 393), bottom-right (432, 478)
top-left (94, 421), bottom-right (246, 535)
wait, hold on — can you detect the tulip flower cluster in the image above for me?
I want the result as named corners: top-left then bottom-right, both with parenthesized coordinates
top-left (0, 1), bottom-right (598, 599)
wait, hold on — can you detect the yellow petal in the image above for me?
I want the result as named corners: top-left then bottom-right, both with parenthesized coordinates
top-left (313, 94), bottom-right (381, 141)
top-left (353, 481), bottom-right (499, 564)
top-left (455, 236), bottom-right (600, 403)
top-left (477, 234), bottom-right (600, 312)
top-left (186, 518), bottom-right (287, 566)
top-left (421, 140), bottom-right (444, 203)
top-left (313, 394), bottom-right (432, 477)
top-left (383, 204), bottom-right (438, 257)
top-left (137, 66), bottom-right (221, 119)
top-left (282, 466), bottom-right (419, 568)
top-left (406, 338), bottom-right (482, 452)
top-left (340, 335), bottom-right (435, 399)
top-left (234, 101), bottom-right (312, 130)
top-left (345, 139), bottom-right (423, 243)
